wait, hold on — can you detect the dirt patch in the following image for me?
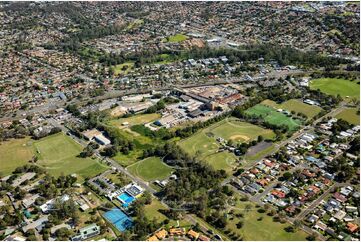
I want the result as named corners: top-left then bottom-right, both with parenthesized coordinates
top-left (110, 106), bottom-right (127, 117)
top-left (246, 141), bottom-right (273, 157)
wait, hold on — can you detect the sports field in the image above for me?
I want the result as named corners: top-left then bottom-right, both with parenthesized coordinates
top-left (226, 198), bottom-right (307, 241)
top-left (127, 157), bottom-right (174, 181)
top-left (179, 119), bottom-right (275, 156)
top-left (0, 137), bottom-right (34, 176)
top-left (204, 151), bottom-right (238, 175)
top-left (245, 104), bottom-right (302, 131)
top-left (178, 118), bottom-right (275, 171)
top-left (309, 78), bottom-right (360, 98)
top-left (109, 113), bottom-right (160, 129)
top-left (335, 108), bottom-right (360, 125)
top-left (261, 99), bottom-right (322, 119)
top-left (33, 133), bottom-right (107, 180)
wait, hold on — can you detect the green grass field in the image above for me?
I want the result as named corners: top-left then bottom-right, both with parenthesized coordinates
top-left (33, 133), bottom-right (107, 180)
top-left (178, 118), bottom-right (275, 172)
top-left (109, 113), bottom-right (160, 129)
top-left (179, 118), bottom-right (275, 156)
top-left (163, 34), bottom-right (188, 43)
top-left (226, 198), bottom-right (307, 241)
top-left (310, 78), bottom-right (360, 99)
top-left (127, 157), bottom-right (174, 181)
top-left (112, 62), bottom-right (134, 76)
top-left (0, 137), bottom-right (34, 176)
top-left (203, 151), bottom-right (238, 175)
top-left (335, 108), bottom-right (360, 125)
top-left (245, 104), bottom-right (302, 131)
top-left (262, 99), bottom-right (322, 119)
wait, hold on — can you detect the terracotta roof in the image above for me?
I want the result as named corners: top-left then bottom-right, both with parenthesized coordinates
top-left (187, 229), bottom-right (200, 239)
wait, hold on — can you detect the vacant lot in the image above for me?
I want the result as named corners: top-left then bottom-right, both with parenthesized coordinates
top-left (127, 157), bottom-right (174, 181)
top-left (0, 137), bottom-right (34, 176)
top-left (262, 99), bottom-right (322, 119)
top-left (226, 198), bottom-right (307, 241)
top-left (335, 108), bottom-right (360, 125)
top-left (34, 133), bottom-right (107, 180)
top-left (245, 104), bottom-right (302, 131)
top-left (109, 113), bottom-right (160, 129)
top-left (310, 78), bottom-right (360, 98)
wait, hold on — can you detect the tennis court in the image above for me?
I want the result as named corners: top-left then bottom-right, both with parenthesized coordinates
top-left (103, 208), bottom-right (133, 232)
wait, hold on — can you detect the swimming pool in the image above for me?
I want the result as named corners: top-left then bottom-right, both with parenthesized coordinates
top-left (117, 192), bottom-right (135, 207)
top-left (103, 208), bottom-right (133, 232)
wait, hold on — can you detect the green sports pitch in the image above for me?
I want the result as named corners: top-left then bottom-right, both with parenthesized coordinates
top-left (310, 78), bottom-right (360, 99)
top-left (261, 99), bottom-right (322, 119)
top-left (245, 104), bottom-right (302, 131)
top-left (33, 133), bottom-right (107, 180)
top-left (178, 118), bottom-right (276, 172)
top-left (127, 156), bottom-right (174, 181)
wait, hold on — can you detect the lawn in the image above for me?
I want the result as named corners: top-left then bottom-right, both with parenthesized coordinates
top-left (226, 198), bottom-right (308, 241)
top-left (245, 104), bottom-right (302, 131)
top-left (262, 99), bottom-right (323, 119)
top-left (309, 78), bottom-right (360, 99)
top-left (143, 198), bottom-right (168, 223)
top-left (112, 62), bottom-right (134, 76)
top-left (0, 137), bottom-right (34, 176)
top-left (203, 151), bottom-right (238, 175)
top-left (33, 133), bottom-right (108, 180)
top-left (127, 157), bottom-right (174, 181)
top-left (143, 198), bottom-right (192, 227)
top-left (109, 113), bottom-right (160, 129)
top-left (163, 33), bottom-right (188, 43)
top-left (335, 108), bottom-right (360, 125)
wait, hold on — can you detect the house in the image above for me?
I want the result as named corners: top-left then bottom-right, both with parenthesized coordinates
top-left (314, 221), bottom-right (327, 231)
top-left (4, 235), bottom-right (26, 241)
top-left (169, 228), bottom-right (185, 236)
top-left (155, 229), bottom-right (168, 240)
top-left (307, 214), bottom-right (319, 224)
top-left (187, 230), bottom-right (200, 240)
top-left (22, 215), bottom-right (49, 233)
top-left (22, 194), bottom-right (40, 208)
top-left (333, 210), bottom-right (346, 220)
top-left (146, 235), bottom-right (159, 241)
top-left (71, 223), bottom-right (100, 241)
top-left (198, 234), bottom-right (210, 241)
top-left (347, 222), bottom-right (359, 233)
top-left (333, 192), bottom-right (347, 203)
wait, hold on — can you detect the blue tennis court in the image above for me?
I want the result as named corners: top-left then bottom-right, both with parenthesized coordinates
top-left (103, 208), bottom-right (133, 232)
top-left (117, 192), bottom-right (135, 207)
